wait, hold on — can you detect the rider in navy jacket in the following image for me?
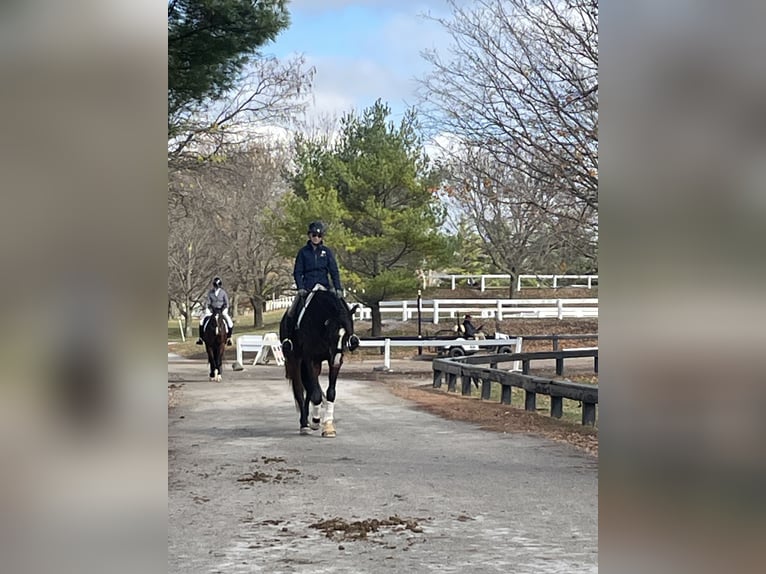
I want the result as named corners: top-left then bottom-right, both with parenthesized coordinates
top-left (282, 221), bottom-right (358, 352)
top-left (293, 224), bottom-right (342, 294)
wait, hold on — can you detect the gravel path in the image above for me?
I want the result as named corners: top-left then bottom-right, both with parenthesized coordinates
top-left (168, 358), bottom-right (597, 573)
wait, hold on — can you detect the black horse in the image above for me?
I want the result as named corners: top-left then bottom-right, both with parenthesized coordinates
top-left (280, 288), bottom-right (359, 437)
top-left (202, 308), bottom-right (227, 382)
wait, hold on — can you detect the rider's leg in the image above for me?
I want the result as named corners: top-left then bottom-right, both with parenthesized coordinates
top-left (222, 309), bottom-right (234, 345)
top-left (196, 312), bottom-right (210, 345)
top-left (281, 295), bottom-right (302, 351)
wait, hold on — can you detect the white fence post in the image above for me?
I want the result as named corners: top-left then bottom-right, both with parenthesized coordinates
top-left (384, 338), bottom-right (391, 369)
top-left (402, 301), bottom-right (408, 322)
top-left (433, 301), bottom-right (440, 325)
top-left (481, 276), bottom-right (486, 291)
top-left (496, 300), bottom-right (503, 321)
top-left (557, 299), bottom-right (564, 319)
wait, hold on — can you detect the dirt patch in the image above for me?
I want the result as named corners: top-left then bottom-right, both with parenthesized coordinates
top-left (384, 381), bottom-right (598, 457)
top-left (309, 515), bottom-right (426, 542)
top-left (236, 459), bottom-right (302, 485)
top-left (168, 383), bottom-right (183, 409)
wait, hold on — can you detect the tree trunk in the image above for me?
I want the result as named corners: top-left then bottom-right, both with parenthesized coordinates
top-left (371, 303), bottom-right (382, 337)
top-left (232, 292), bottom-right (240, 317)
top-left (182, 297), bottom-right (193, 338)
top-left (250, 296), bottom-right (264, 328)
top-left (508, 267), bottom-right (517, 299)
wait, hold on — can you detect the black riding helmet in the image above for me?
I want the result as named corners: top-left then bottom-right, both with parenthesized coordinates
top-left (213, 277), bottom-right (222, 288)
top-left (307, 221), bottom-right (325, 236)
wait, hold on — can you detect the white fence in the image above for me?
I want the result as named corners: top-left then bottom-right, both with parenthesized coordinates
top-left (516, 274), bottom-right (597, 291)
top-left (355, 298), bottom-right (597, 325)
top-left (267, 296), bottom-right (597, 323)
top-left (265, 296), bottom-right (294, 312)
top-left (424, 273), bottom-right (597, 292)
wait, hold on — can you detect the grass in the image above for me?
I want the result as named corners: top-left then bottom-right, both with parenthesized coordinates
top-left (446, 375), bottom-right (597, 427)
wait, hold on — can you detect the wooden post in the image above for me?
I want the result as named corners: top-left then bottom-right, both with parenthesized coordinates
top-left (556, 357), bottom-right (564, 376)
top-left (432, 369), bottom-right (443, 388)
top-left (481, 379), bottom-right (492, 400)
top-left (582, 402), bottom-right (597, 426)
top-left (501, 385), bottom-right (512, 405)
top-left (522, 360), bottom-right (530, 375)
top-left (447, 373), bottom-right (457, 392)
top-left (551, 396), bottom-right (563, 419)
top-left (525, 390), bottom-right (536, 412)
top-left (461, 375), bottom-right (473, 396)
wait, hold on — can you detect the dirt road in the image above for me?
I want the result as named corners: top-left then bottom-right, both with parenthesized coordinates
top-left (168, 356), bottom-right (597, 573)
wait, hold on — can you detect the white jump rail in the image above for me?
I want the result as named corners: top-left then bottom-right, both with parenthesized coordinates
top-left (356, 336), bottom-right (523, 372)
top-left (233, 333), bottom-right (523, 373)
top-left (233, 333), bottom-right (284, 370)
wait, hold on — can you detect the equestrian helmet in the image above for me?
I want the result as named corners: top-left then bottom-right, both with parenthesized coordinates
top-left (307, 221), bottom-right (325, 236)
top-left (213, 276), bottom-right (222, 288)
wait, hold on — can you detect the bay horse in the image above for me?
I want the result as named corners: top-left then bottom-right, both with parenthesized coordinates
top-left (280, 287), bottom-right (359, 437)
top-left (202, 308), bottom-right (227, 382)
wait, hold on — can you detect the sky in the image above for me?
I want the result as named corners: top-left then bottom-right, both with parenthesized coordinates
top-left (266, 0), bottom-right (455, 124)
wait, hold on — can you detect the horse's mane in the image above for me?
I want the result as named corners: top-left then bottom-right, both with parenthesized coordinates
top-left (301, 291), bottom-right (354, 332)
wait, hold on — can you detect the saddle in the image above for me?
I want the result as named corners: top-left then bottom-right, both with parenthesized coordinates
top-left (294, 285), bottom-right (355, 329)
top-left (202, 307), bottom-right (224, 330)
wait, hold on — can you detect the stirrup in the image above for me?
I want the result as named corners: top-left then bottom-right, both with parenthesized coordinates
top-left (281, 338), bottom-right (293, 352)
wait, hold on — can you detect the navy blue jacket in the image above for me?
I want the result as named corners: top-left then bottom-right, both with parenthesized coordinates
top-left (293, 241), bottom-right (342, 292)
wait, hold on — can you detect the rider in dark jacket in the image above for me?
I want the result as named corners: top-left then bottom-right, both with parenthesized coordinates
top-left (282, 221), bottom-right (358, 351)
top-left (293, 221), bottom-right (343, 294)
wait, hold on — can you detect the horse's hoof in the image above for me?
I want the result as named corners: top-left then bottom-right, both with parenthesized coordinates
top-left (299, 427), bottom-right (311, 435)
top-left (310, 417), bottom-right (321, 431)
top-left (321, 421), bottom-right (336, 438)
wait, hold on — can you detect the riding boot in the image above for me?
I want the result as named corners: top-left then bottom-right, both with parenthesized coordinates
top-left (281, 297), bottom-right (300, 352)
top-left (195, 324), bottom-right (203, 345)
top-left (281, 314), bottom-right (294, 352)
top-left (226, 326), bottom-right (233, 346)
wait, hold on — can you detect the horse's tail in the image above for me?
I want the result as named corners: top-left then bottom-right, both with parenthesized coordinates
top-left (285, 358), bottom-right (303, 412)
top-left (290, 375), bottom-right (304, 413)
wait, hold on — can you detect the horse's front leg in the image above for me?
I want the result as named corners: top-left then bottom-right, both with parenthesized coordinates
top-left (309, 362), bottom-right (322, 430)
top-left (207, 349), bottom-right (215, 380)
top-left (321, 355), bottom-right (343, 438)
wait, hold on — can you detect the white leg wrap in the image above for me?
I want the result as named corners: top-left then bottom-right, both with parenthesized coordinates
top-left (324, 401), bottom-right (334, 422)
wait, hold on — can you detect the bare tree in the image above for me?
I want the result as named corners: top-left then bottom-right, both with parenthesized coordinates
top-left (420, 0), bottom-right (598, 269)
top-left (167, 213), bottom-right (218, 337)
top-left (169, 56), bottom-right (314, 177)
top-left (202, 143), bottom-right (295, 327)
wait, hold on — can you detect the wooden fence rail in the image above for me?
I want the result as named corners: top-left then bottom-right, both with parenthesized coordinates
top-left (432, 349), bottom-right (599, 426)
